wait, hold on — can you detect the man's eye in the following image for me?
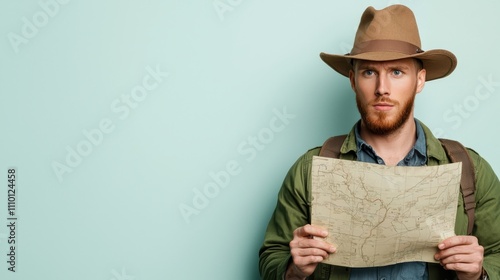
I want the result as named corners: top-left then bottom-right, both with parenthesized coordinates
top-left (393, 70), bottom-right (402, 75)
top-left (364, 70), bottom-right (374, 76)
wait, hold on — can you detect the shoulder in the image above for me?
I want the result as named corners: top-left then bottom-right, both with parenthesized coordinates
top-left (464, 148), bottom-right (499, 194)
top-left (287, 147), bottom-right (321, 177)
top-left (306, 146), bottom-right (321, 155)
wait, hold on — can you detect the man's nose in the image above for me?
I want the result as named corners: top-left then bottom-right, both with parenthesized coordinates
top-left (375, 74), bottom-right (390, 96)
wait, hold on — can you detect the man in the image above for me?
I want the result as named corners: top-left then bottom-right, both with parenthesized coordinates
top-left (259, 4), bottom-right (500, 280)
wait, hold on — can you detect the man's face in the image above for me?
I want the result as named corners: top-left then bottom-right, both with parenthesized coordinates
top-left (349, 58), bottom-right (426, 135)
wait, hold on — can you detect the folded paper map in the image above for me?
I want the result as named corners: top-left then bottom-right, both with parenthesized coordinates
top-left (311, 156), bottom-right (461, 267)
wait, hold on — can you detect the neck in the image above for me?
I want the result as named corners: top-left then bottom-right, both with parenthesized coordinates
top-left (359, 117), bottom-right (417, 166)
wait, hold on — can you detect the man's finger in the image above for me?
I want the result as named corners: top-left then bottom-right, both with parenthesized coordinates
top-left (295, 247), bottom-right (331, 259)
top-left (297, 238), bottom-right (336, 253)
top-left (438, 235), bottom-right (477, 250)
top-left (294, 224), bottom-right (328, 238)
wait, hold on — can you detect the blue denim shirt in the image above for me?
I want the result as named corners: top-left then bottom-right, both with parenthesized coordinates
top-left (350, 119), bottom-right (428, 280)
top-left (354, 119), bottom-right (427, 167)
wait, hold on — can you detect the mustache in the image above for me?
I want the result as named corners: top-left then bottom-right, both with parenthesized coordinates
top-left (372, 97), bottom-right (398, 105)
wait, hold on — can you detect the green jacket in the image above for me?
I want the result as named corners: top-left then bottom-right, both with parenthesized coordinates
top-left (259, 122), bottom-right (500, 279)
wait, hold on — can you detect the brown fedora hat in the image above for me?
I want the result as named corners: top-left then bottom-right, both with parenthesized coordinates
top-left (320, 5), bottom-right (457, 81)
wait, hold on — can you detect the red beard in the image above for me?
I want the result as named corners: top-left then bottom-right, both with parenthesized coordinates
top-left (356, 95), bottom-right (415, 135)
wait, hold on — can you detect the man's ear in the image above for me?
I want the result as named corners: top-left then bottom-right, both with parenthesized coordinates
top-left (416, 68), bottom-right (426, 94)
top-left (349, 69), bottom-right (356, 91)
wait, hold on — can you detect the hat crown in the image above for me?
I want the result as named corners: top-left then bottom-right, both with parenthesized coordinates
top-left (353, 5), bottom-right (422, 53)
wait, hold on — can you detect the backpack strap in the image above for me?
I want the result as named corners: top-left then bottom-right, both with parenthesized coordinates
top-left (319, 135), bottom-right (347, 158)
top-left (439, 138), bottom-right (476, 236)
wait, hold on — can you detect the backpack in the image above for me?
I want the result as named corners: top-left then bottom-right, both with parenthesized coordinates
top-left (319, 135), bottom-right (476, 235)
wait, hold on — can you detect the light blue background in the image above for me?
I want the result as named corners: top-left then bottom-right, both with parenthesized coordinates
top-left (0, 1), bottom-right (499, 279)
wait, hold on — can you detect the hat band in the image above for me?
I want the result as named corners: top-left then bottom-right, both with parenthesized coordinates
top-left (350, 39), bottom-right (423, 55)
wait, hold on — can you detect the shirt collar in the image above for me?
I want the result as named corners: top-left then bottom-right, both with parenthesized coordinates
top-left (353, 119), bottom-right (427, 166)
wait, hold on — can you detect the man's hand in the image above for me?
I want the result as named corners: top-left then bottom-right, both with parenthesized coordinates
top-left (434, 235), bottom-right (484, 280)
top-left (285, 224), bottom-right (336, 280)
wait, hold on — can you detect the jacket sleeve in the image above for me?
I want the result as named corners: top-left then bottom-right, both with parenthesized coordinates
top-left (469, 149), bottom-right (500, 279)
top-left (258, 150), bottom-right (316, 280)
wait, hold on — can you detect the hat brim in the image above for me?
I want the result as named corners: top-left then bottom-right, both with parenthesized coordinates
top-left (320, 49), bottom-right (457, 81)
